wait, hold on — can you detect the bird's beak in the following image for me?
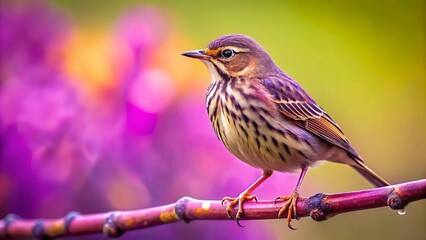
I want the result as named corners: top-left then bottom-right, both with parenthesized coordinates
top-left (181, 49), bottom-right (210, 60)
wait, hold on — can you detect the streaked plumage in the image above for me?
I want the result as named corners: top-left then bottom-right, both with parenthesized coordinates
top-left (182, 34), bottom-right (389, 228)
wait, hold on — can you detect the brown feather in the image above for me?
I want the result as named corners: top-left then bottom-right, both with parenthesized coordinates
top-left (265, 74), bottom-right (361, 159)
top-left (263, 68), bottom-right (389, 187)
top-left (302, 114), bottom-right (360, 159)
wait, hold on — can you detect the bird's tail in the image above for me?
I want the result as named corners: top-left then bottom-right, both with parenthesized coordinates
top-left (351, 160), bottom-right (390, 187)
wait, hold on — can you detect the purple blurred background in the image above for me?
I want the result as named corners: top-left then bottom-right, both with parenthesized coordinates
top-left (0, 2), bottom-right (293, 239)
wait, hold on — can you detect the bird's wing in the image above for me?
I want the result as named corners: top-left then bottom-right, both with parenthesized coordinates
top-left (263, 76), bottom-right (361, 159)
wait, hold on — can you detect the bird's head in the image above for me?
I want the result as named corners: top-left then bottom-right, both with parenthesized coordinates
top-left (182, 34), bottom-right (275, 79)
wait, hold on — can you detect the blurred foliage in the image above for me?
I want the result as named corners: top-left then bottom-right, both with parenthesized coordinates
top-left (0, 0), bottom-right (425, 239)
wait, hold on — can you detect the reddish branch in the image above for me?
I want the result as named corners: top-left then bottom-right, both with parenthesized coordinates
top-left (1, 179), bottom-right (425, 239)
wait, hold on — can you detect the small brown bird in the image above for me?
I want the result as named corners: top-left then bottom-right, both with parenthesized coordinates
top-left (182, 34), bottom-right (389, 228)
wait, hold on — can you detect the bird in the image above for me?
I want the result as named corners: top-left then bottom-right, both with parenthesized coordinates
top-left (181, 34), bottom-right (389, 229)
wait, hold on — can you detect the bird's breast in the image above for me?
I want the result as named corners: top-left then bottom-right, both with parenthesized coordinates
top-left (206, 78), bottom-right (318, 172)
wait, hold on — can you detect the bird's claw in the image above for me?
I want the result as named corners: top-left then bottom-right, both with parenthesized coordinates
top-left (275, 191), bottom-right (299, 230)
top-left (274, 196), bottom-right (281, 205)
top-left (222, 192), bottom-right (258, 227)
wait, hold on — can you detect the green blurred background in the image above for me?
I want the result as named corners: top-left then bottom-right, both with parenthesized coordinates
top-left (3, 0), bottom-right (426, 239)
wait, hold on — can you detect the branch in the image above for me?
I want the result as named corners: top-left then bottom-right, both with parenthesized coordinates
top-left (1, 179), bottom-right (425, 239)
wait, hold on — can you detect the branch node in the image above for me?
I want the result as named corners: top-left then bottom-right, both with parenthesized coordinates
top-left (309, 208), bottom-right (325, 222)
top-left (3, 214), bottom-right (21, 238)
top-left (64, 211), bottom-right (80, 233)
top-left (387, 187), bottom-right (407, 210)
top-left (175, 197), bottom-right (191, 223)
top-left (306, 193), bottom-right (331, 222)
top-left (32, 219), bottom-right (49, 239)
top-left (103, 213), bottom-right (124, 238)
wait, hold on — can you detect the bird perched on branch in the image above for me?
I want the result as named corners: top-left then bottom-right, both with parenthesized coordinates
top-left (182, 34), bottom-right (389, 229)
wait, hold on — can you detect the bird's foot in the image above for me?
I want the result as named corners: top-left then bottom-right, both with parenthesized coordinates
top-left (222, 191), bottom-right (258, 227)
top-left (275, 191), bottom-right (299, 230)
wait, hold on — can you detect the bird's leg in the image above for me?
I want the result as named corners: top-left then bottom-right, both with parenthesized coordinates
top-left (276, 165), bottom-right (308, 230)
top-left (222, 170), bottom-right (272, 226)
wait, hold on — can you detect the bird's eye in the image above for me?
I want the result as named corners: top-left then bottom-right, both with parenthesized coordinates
top-left (221, 49), bottom-right (235, 59)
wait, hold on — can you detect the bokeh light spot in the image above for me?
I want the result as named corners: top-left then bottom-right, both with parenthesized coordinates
top-left (128, 69), bottom-right (176, 113)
